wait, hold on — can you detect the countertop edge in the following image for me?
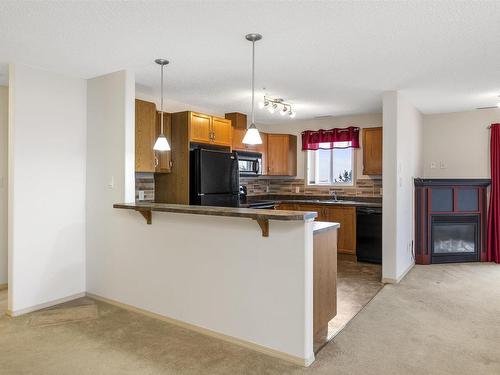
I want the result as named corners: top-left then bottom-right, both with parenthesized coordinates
top-left (312, 221), bottom-right (340, 234)
top-left (113, 203), bottom-right (318, 222)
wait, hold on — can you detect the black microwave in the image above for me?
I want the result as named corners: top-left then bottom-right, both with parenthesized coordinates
top-left (236, 151), bottom-right (262, 177)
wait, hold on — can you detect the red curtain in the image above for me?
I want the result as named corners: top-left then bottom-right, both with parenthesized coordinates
top-left (487, 123), bottom-right (500, 263)
top-left (301, 126), bottom-right (360, 150)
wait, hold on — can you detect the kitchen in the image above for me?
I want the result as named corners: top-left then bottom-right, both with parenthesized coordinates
top-left (131, 56), bottom-right (384, 350)
top-left (4, 2), bottom-right (500, 374)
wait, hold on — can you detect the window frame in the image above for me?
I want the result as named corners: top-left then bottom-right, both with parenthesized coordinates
top-left (306, 145), bottom-right (356, 187)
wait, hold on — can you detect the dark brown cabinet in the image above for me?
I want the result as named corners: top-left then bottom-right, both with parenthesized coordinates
top-left (362, 127), bottom-right (382, 175)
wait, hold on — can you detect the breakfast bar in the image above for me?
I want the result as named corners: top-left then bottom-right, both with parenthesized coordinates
top-left (106, 203), bottom-right (338, 366)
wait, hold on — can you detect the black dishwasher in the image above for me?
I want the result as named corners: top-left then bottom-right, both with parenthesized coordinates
top-left (356, 207), bottom-right (382, 264)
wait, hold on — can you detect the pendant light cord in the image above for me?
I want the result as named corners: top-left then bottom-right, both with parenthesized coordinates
top-left (160, 64), bottom-right (164, 135)
top-left (251, 40), bottom-right (255, 126)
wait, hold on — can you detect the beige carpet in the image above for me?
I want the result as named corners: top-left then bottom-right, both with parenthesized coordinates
top-left (1, 263), bottom-right (500, 374)
top-left (29, 298), bottom-right (99, 327)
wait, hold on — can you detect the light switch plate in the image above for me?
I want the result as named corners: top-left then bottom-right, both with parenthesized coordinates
top-left (430, 162), bottom-right (437, 169)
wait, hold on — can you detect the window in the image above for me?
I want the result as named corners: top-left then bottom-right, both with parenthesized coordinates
top-left (307, 142), bottom-right (354, 186)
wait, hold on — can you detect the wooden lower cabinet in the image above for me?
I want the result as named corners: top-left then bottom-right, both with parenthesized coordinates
top-left (313, 227), bottom-right (337, 343)
top-left (324, 206), bottom-right (356, 254)
top-left (277, 203), bottom-right (356, 254)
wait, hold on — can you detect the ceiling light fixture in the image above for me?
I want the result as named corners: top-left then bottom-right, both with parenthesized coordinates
top-left (260, 95), bottom-right (296, 118)
top-left (242, 33), bottom-right (263, 145)
top-left (153, 59), bottom-right (171, 151)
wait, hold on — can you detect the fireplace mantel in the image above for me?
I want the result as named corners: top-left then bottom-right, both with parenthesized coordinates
top-left (414, 178), bottom-right (491, 187)
top-left (414, 178), bottom-right (490, 265)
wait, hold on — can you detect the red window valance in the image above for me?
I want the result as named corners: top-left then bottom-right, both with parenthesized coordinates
top-left (301, 126), bottom-right (360, 150)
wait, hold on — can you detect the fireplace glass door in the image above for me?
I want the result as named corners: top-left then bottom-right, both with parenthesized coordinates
top-left (431, 215), bottom-right (479, 263)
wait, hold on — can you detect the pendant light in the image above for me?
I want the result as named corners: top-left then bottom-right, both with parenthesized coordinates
top-left (242, 33), bottom-right (263, 145)
top-left (153, 58), bottom-right (171, 151)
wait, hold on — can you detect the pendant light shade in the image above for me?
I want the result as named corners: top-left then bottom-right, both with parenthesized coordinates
top-left (243, 33), bottom-right (263, 145)
top-left (153, 58), bottom-right (171, 152)
top-left (153, 134), bottom-right (170, 151)
top-left (242, 123), bottom-right (262, 145)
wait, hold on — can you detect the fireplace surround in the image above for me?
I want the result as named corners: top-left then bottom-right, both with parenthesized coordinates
top-left (414, 178), bottom-right (490, 265)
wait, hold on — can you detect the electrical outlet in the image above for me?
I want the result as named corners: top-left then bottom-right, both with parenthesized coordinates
top-left (295, 186), bottom-right (300, 193)
top-left (430, 161), bottom-right (437, 169)
top-left (440, 161), bottom-right (447, 169)
top-left (107, 176), bottom-right (114, 189)
top-left (138, 191), bottom-right (145, 201)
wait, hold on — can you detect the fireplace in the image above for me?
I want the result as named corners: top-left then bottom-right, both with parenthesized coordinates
top-left (414, 178), bottom-right (490, 265)
top-left (431, 215), bottom-right (479, 263)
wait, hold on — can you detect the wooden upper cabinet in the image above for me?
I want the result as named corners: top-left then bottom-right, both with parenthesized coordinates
top-left (211, 116), bottom-right (232, 146)
top-left (135, 99), bottom-right (157, 173)
top-left (257, 132), bottom-right (268, 175)
top-left (267, 134), bottom-right (297, 176)
top-left (188, 112), bottom-right (232, 147)
top-left (362, 127), bottom-right (383, 175)
top-left (189, 112), bottom-right (212, 144)
top-left (226, 112), bottom-right (258, 151)
top-left (155, 112), bottom-right (172, 173)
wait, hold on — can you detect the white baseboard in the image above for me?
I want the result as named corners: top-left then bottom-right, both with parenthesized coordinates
top-left (87, 292), bottom-right (314, 367)
top-left (382, 262), bottom-right (415, 284)
top-left (6, 292), bottom-right (86, 317)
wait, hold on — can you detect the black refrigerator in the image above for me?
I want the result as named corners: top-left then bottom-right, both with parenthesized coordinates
top-left (190, 148), bottom-right (240, 207)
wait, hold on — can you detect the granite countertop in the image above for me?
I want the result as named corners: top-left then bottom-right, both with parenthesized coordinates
top-left (313, 221), bottom-right (340, 234)
top-left (114, 202), bottom-right (318, 221)
top-left (244, 194), bottom-right (382, 208)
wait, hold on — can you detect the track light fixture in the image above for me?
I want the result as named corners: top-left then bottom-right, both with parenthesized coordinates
top-left (260, 95), bottom-right (296, 118)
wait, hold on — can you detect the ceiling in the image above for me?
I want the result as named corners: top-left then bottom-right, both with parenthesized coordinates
top-left (1, 1), bottom-right (500, 123)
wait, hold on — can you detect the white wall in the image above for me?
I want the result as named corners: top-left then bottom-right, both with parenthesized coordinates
top-left (8, 64), bottom-right (87, 313)
top-left (0, 86), bottom-right (8, 285)
top-left (423, 108), bottom-right (500, 178)
top-left (382, 92), bottom-right (423, 282)
top-left (87, 71), bottom-right (314, 364)
top-left (258, 113), bottom-right (383, 181)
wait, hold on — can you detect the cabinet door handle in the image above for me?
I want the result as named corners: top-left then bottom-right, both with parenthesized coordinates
top-left (154, 156), bottom-right (159, 168)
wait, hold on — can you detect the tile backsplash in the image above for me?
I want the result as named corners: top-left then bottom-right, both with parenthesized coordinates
top-left (135, 172), bottom-right (155, 201)
top-left (137, 174), bottom-right (382, 202)
top-left (241, 177), bottom-right (382, 197)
